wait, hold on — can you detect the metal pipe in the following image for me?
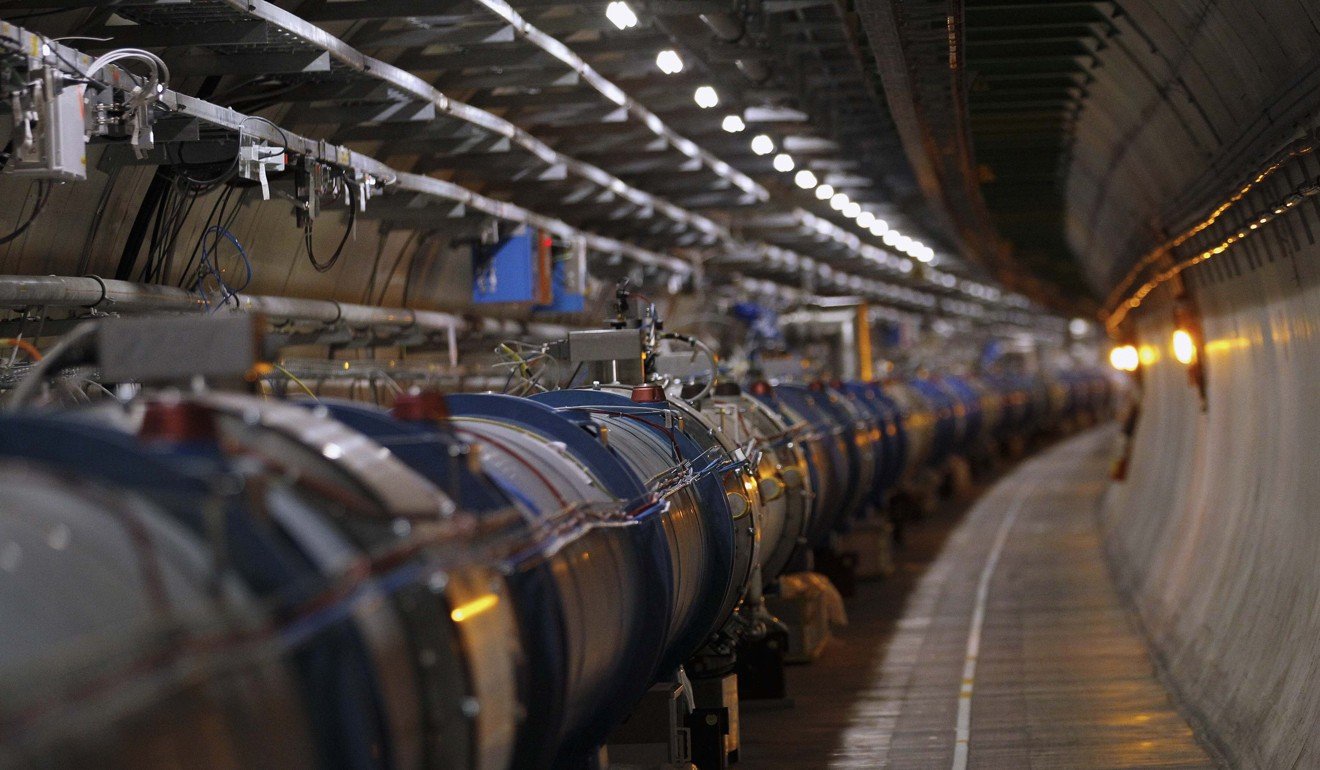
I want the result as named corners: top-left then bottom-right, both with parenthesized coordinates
top-left (0, 275), bottom-right (577, 342)
top-left (0, 275), bottom-right (204, 313)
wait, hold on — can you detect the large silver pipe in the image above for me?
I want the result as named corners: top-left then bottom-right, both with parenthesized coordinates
top-left (0, 275), bottom-right (574, 341)
top-left (0, 275), bottom-right (205, 313)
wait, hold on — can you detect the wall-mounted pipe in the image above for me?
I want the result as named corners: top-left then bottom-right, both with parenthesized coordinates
top-left (0, 275), bottom-right (574, 342)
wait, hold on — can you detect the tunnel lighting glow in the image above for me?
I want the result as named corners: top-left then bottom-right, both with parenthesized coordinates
top-left (1069, 318), bottom-right (1089, 337)
top-left (750, 134), bottom-right (774, 155)
top-left (895, 235), bottom-right (912, 251)
top-left (656, 49), bottom-right (684, 74)
top-left (1109, 345), bottom-right (1140, 372)
top-left (721, 114), bottom-right (745, 133)
top-left (914, 246), bottom-right (934, 263)
top-left (1172, 329), bottom-right (1197, 365)
top-left (606, 1), bottom-right (638, 29)
top-left (829, 192), bottom-right (850, 211)
top-left (869, 219), bottom-right (889, 236)
top-left (856, 211), bottom-right (875, 228)
top-left (815, 183), bottom-right (834, 200)
top-left (882, 230), bottom-right (899, 246)
top-left (693, 86), bottom-right (719, 108)
top-left (450, 593), bottom-right (500, 622)
top-left (772, 153), bottom-right (794, 172)
top-left (842, 201), bottom-right (861, 218)
top-left (1139, 344), bottom-right (1158, 365)
top-left (794, 169), bottom-right (817, 189)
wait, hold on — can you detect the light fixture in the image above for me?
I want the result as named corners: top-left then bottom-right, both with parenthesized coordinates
top-left (772, 153), bottom-right (794, 172)
top-left (829, 192), bottom-right (850, 211)
top-left (1109, 344), bottom-right (1139, 372)
top-left (895, 235), bottom-right (912, 251)
top-left (693, 86), bottom-right (719, 108)
top-left (605, 1), bottom-right (638, 30)
top-left (721, 114), bottom-right (745, 133)
top-left (856, 211), bottom-right (875, 228)
top-left (794, 169), bottom-right (817, 189)
top-left (882, 230), bottom-right (899, 245)
top-left (815, 183), bottom-right (834, 200)
top-left (750, 134), bottom-right (774, 155)
top-left (915, 246), bottom-right (934, 263)
top-left (1069, 318), bottom-right (1089, 337)
top-left (842, 201), bottom-right (861, 218)
top-left (1171, 329), bottom-right (1197, 365)
top-left (656, 49), bottom-right (683, 74)
top-left (869, 219), bottom-right (889, 236)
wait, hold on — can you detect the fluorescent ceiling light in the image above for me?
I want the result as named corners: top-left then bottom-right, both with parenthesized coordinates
top-left (606, 1), bottom-right (638, 30)
top-left (656, 49), bottom-right (683, 74)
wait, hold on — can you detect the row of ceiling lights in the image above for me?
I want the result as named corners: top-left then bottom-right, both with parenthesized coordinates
top-left (630, 12), bottom-right (941, 267)
top-left (606, 1), bottom-right (1011, 301)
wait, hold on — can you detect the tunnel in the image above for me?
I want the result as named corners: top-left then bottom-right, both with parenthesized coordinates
top-left (0, 1), bottom-right (1311, 768)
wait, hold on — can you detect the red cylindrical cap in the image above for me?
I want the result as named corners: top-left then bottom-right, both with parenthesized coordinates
top-left (139, 400), bottom-right (218, 443)
top-left (631, 384), bottom-right (667, 403)
top-left (392, 391), bottom-right (450, 422)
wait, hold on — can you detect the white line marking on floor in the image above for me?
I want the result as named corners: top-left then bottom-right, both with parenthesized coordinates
top-left (951, 483), bottom-right (1031, 770)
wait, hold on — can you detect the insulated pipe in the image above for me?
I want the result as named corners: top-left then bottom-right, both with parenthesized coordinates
top-left (0, 366), bottom-right (1114, 770)
top-left (0, 400), bottom-right (523, 770)
top-left (0, 275), bottom-right (572, 341)
top-left (0, 274), bottom-right (205, 313)
top-left (0, 460), bottom-right (317, 770)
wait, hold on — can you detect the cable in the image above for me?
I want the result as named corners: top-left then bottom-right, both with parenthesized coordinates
top-left (0, 180), bottom-right (50, 246)
top-left (659, 332), bottom-right (719, 402)
top-left (0, 338), bottom-right (42, 361)
top-left (305, 184), bottom-right (356, 273)
top-left (193, 225), bottom-right (253, 311)
top-left (273, 363), bottom-right (318, 401)
top-left (3, 320), bottom-right (100, 411)
top-left (177, 185), bottom-right (247, 288)
top-left (83, 48), bottom-right (170, 92)
top-left (236, 114), bottom-right (293, 154)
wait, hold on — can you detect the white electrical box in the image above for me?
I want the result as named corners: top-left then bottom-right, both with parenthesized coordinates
top-left (8, 69), bottom-right (87, 181)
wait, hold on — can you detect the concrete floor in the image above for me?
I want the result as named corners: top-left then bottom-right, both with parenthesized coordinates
top-left (739, 427), bottom-right (1218, 769)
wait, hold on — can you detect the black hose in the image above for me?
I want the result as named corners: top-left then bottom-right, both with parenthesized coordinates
top-left (0, 180), bottom-right (51, 246)
top-left (305, 184), bottom-right (356, 273)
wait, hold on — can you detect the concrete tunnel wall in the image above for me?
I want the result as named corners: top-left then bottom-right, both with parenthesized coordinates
top-left (1102, 222), bottom-right (1320, 768)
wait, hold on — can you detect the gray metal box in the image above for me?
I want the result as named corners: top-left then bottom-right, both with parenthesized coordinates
top-left (97, 315), bottom-right (260, 383)
top-left (564, 328), bottom-right (643, 363)
top-left (8, 70), bottom-right (87, 181)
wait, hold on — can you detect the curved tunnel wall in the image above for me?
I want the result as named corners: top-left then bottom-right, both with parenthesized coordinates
top-left (1064, 5), bottom-right (1320, 764)
top-left (1102, 235), bottom-right (1320, 768)
top-left (1063, 0), bottom-right (1320, 291)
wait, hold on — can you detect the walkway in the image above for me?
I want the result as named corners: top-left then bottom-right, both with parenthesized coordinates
top-left (739, 427), bottom-right (1216, 769)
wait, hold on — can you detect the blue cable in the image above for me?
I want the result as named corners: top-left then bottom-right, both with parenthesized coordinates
top-left (195, 225), bottom-right (253, 312)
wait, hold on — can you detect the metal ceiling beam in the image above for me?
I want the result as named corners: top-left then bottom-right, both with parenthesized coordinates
top-left (295, 0), bottom-right (473, 21)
